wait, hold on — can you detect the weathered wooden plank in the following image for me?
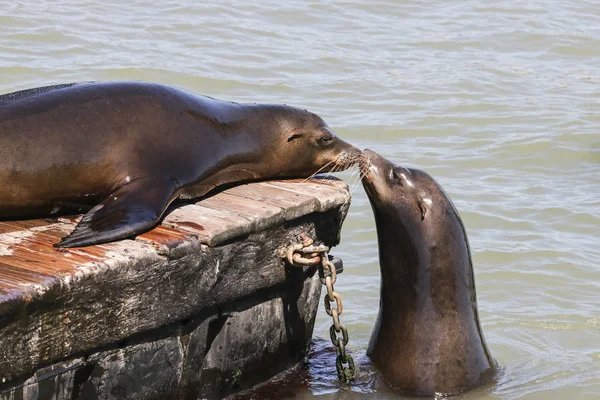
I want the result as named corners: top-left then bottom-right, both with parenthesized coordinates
top-left (199, 193), bottom-right (285, 231)
top-left (265, 180), bottom-right (351, 212)
top-left (161, 179), bottom-right (349, 247)
top-left (0, 177), bottom-right (350, 398)
top-left (135, 225), bottom-right (195, 252)
top-left (225, 182), bottom-right (320, 213)
top-left (0, 222), bottom-right (114, 286)
top-left (3, 219), bottom-right (57, 229)
top-left (163, 203), bottom-right (253, 246)
top-left (0, 223), bottom-right (21, 235)
top-left (223, 181), bottom-right (344, 231)
top-left (0, 262), bottom-right (55, 283)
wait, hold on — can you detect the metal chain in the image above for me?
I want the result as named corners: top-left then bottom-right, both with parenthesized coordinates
top-left (281, 233), bottom-right (355, 383)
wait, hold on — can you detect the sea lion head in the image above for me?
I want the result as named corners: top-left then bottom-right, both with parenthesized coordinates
top-left (260, 105), bottom-right (361, 177)
top-left (360, 149), bottom-right (440, 227)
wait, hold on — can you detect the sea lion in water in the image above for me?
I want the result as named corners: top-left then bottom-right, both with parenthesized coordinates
top-left (0, 81), bottom-right (360, 247)
top-left (360, 150), bottom-right (497, 396)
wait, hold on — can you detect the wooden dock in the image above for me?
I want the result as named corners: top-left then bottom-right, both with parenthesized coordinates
top-left (0, 177), bottom-right (350, 400)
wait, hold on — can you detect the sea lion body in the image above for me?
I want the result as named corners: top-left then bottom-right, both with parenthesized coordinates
top-left (0, 82), bottom-right (359, 247)
top-left (361, 150), bottom-right (496, 396)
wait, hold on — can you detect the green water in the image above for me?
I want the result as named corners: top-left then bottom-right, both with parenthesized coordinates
top-left (1, 1), bottom-right (598, 398)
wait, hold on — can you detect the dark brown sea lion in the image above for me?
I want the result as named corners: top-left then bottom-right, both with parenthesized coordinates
top-left (0, 81), bottom-right (359, 247)
top-left (360, 150), bottom-right (497, 396)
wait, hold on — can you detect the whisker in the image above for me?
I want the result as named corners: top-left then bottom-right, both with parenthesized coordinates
top-left (349, 172), bottom-right (363, 192)
top-left (304, 159), bottom-right (335, 182)
top-left (328, 160), bottom-right (345, 175)
top-left (346, 168), bottom-right (359, 180)
top-left (304, 151), bottom-right (360, 182)
top-left (306, 153), bottom-right (365, 206)
top-left (342, 168), bottom-right (366, 206)
top-left (332, 162), bottom-right (345, 174)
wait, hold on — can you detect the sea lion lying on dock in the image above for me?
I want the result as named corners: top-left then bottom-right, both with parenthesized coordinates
top-left (0, 81), bottom-right (359, 247)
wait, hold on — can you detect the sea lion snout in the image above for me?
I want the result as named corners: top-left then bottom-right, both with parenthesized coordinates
top-left (359, 149), bottom-right (381, 180)
top-left (361, 149), bottom-right (413, 185)
top-left (308, 134), bottom-right (361, 175)
top-left (359, 150), bottom-right (380, 198)
top-left (360, 149), bottom-right (416, 203)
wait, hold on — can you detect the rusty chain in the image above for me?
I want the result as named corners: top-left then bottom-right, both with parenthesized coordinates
top-left (281, 233), bottom-right (355, 383)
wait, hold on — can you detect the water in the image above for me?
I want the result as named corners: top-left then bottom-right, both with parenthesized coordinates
top-left (1, 1), bottom-right (598, 398)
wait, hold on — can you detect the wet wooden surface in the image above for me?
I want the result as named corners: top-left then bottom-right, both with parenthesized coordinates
top-left (0, 178), bottom-right (349, 302)
top-left (0, 177), bottom-right (351, 395)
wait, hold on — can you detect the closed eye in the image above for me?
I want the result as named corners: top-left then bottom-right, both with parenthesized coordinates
top-left (320, 136), bottom-right (333, 144)
top-left (287, 133), bottom-right (303, 142)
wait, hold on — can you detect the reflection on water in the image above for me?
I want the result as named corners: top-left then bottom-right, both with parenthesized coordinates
top-left (1, 0), bottom-right (599, 398)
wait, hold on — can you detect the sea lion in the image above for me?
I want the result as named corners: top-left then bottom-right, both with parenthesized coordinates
top-left (0, 81), bottom-right (360, 247)
top-left (360, 150), bottom-right (497, 396)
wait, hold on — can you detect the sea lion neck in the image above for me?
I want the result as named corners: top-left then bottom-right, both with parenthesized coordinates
top-left (373, 201), bottom-right (476, 318)
top-left (372, 209), bottom-right (423, 297)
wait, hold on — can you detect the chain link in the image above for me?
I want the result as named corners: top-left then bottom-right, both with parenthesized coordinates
top-left (282, 233), bottom-right (355, 383)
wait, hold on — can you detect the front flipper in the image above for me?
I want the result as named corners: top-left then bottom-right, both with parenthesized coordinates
top-left (55, 179), bottom-right (178, 248)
